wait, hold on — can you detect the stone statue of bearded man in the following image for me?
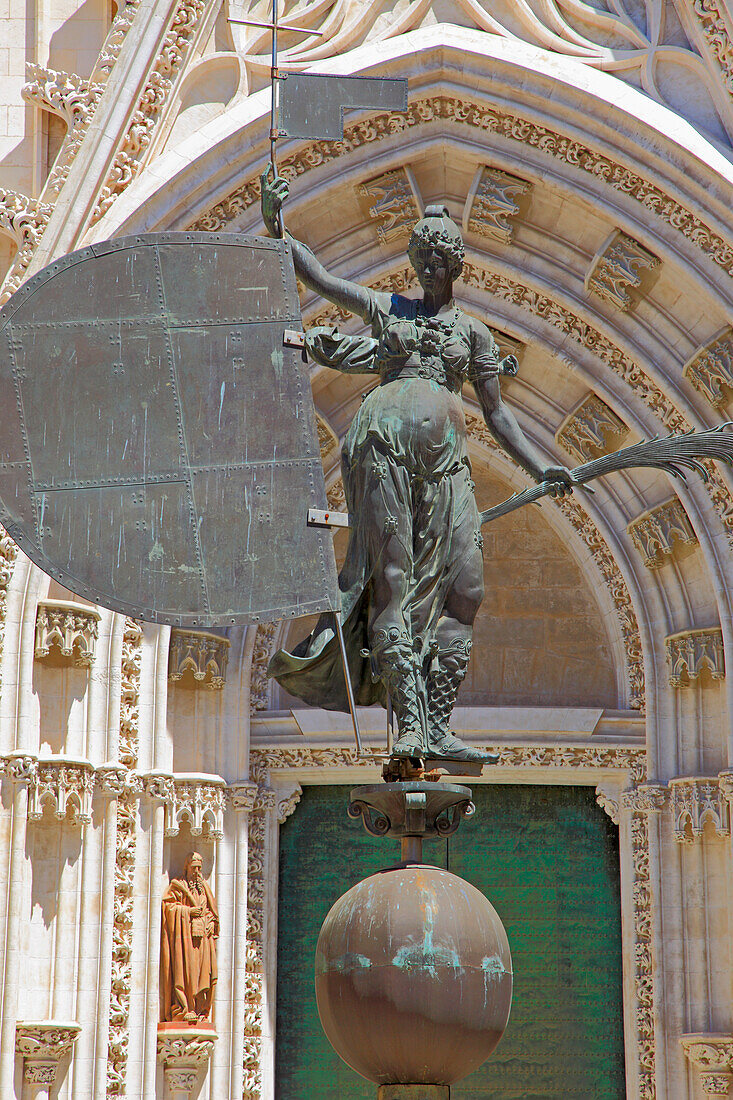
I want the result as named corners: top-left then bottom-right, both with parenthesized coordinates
top-left (160, 852), bottom-right (219, 1024)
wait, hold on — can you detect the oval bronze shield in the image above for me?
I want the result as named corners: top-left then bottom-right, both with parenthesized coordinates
top-left (0, 232), bottom-right (338, 627)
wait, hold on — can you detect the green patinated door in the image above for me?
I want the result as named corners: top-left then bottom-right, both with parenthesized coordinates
top-left (276, 784), bottom-right (626, 1099)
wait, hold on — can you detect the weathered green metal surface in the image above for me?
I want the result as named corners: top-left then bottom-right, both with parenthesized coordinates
top-left (0, 232), bottom-right (338, 626)
top-left (276, 784), bottom-right (625, 1099)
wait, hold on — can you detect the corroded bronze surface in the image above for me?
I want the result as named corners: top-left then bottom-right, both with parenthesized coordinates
top-left (315, 864), bottom-right (512, 1086)
top-left (0, 232), bottom-right (338, 626)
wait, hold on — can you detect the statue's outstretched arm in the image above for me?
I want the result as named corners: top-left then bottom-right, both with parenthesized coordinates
top-left (472, 326), bottom-right (573, 497)
top-left (261, 170), bottom-right (372, 322)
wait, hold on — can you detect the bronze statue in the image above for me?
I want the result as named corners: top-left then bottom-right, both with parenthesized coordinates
top-left (262, 172), bottom-right (573, 763)
top-left (160, 853), bottom-right (219, 1024)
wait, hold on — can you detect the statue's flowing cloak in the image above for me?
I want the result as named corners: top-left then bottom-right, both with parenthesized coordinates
top-left (160, 877), bottom-right (219, 1019)
top-left (269, 298), bottom-right (496, 711)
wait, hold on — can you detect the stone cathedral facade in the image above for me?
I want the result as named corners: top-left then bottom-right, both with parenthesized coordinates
top-left (0, 0), bottom-right (733, 1095)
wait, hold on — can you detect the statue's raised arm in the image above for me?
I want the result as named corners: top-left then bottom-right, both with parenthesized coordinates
top-left (261, 169), bottom-right (373, 322)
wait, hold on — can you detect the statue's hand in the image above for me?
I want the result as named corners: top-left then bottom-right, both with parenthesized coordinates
top-left (190, 904), bottom-right (203, 918)
top-left (260, 167), bottom-right (288, 238)
top-left (540, 465), bottom-right (574, 498)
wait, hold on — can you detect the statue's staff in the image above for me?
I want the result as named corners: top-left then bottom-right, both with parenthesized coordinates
top-left (479, 423), bottom-right (733, 525)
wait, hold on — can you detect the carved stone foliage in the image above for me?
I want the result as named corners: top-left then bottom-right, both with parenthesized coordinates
top-left (107, 618), bottom-right (142, 1097)
top-left (684, 326), bottom-right (733, 408)
top-left (15, 1023), bottom-right (80, 1087)
top-left (22, 63), bottom-right (104, 129)
top-left (666, 627), bottom-right (725, 687)
top-left (317, 416), bottom-right (339, 463)
top-left (157, 1029), bottom-right (217, 1096)
top-left (629, 811), bottom-right (656, 1098)
top-left (169, 629), bottom-right (230, 689)
top-left (628, 498), bottom-right (698, 568)
top-left (92, 0), bottom-right (206, 222)
top-left (586, 230), bottom-right (660, 311)
top-left (145, 774), bottom-right (226, 839)
top-left (0, 188), bottom-right (53, 298)
top-left (358, 167), bottom-right (420, 243)
top-left (463, 165), bottom-right (531, 242)
top-left (34, 600), bottom-right (101, 667)
top-left (250, 622), bottom-right (277, 712)
top-left (682, 1035), bottom-right (733, 1096)
top-left (670, 778), bottom-right (729, 843)
top-left (556, 393), bottom-right (630, 462)
top-left (0, 526), bottom-right (18, 684)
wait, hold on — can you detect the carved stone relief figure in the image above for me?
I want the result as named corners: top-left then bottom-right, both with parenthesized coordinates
top-left (160, 853), bottom-right (219, 1025)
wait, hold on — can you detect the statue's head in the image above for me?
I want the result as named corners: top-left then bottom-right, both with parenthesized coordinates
top-left (185, 852), bottom-right (203, 884)
top-left (408, 205), bottom-right (465, 290)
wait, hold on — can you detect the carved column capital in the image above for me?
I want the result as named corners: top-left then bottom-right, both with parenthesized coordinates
top-left (164, 775), bottom-right (226, 839)
top-left (586, 229), bottom-right (660, 310)
top-left (157, 1027), bottom-right (217, 1096)
top-left (682, 1035), bottom-right (733, 1094)
top-left (621, 783), bottom-right (667, 814)
top-left (28, 758), bottom-right (95, 825)
top-left (275, 782), bottom-right (302, 824)
top-left (0, 751), bottom-right (39, 785)
top-left (666, 627), bottom-right (725, 687)
top-left (228, 781), bottom-right (258, 813)
top-left (15, 1022), bottom-right (80, 1092)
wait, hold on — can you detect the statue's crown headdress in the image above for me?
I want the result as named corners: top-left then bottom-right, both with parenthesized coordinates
top-left (408, 204), bottom-right (465, 278)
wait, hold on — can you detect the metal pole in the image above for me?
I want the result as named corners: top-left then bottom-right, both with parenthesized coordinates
top-left (333, 611), bottom-right (363, 755)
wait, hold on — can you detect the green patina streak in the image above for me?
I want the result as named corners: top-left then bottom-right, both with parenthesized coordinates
top-left (276, 784), bottom-right (625, 1100)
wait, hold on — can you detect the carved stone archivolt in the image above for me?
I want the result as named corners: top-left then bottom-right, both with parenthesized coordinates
top-left (666, 627), bottom-right (725, 687)
top-left (586, 229), bottom-right (660, 311)
top-left (169, 629), bottom-right (230, 689)
top-left (670, 777), bottom-right (729, 843)
top-left (463, 165), bottom-right (531, 242)
top-left (34, 599), bottom-right (101, 667)
top-left (684, 326), bottom-right (733, 409)
top-left (358, 167), bottom-right (420, 244)
top-left (15, 1022), bottom-right (80, 1090)
top-left (556, 393), bottom-right (630, 462)
top-left (628, 498), bottom-right (698, 568)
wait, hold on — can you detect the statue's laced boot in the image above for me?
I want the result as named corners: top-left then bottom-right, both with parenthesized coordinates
top-left (371, 626), bottom-right (424, 759)
top-left (426, 640), bottom-right (498, 764)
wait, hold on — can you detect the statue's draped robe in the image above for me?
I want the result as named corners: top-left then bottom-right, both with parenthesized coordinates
top-left (269, 295), bottom-right (499, 711)
top-left (160, 877), bottom-right (219, 1021)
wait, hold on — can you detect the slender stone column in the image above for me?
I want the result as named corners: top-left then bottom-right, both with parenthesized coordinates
top-left (227, 782), bottom-right (257, 1100)
top-left (0, 757), bottom-right (37, 1095)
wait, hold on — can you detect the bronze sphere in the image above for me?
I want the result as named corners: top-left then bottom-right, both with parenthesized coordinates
top-left (315, 863), bottom-right (512, 1086)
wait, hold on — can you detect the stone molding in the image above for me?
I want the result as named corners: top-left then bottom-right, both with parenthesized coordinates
top-left (684, 326), bottom-right (733, 408)
top-left (682, 1035), bottom-right (733, 1096)
top-left (666, 627), bottom-right (725, 687)
top-left (250, 622), bottom-right (277, 713)
top-left (15, 1022), bottom-right (80, 1089)
top-left (168, 628), bottom-right (230, 689)
top-left (669, 777), bottom-right (729, 842)
top-left (691, 0), bottom-right (733, 98)
top-left (628, 498), bottom-right (698, 568)
top-left (586, 229), bottom-right (660, 311)
top-left (34, 599), bottom-right (101, 667)
top-left (555, 392), bottom-right (630, 462)
top-left (463, 164), bottom-right (531, 242)
top-left (22, 63), bottom-right (105, 130)
top-left (92, 0), bottom-right (207, 224)
top-left (358, 167), bottom-right (420, 244)
top-left (190, 94), bottom-right (733, 283)
top-left (143, 772), bottom-right (227, 839)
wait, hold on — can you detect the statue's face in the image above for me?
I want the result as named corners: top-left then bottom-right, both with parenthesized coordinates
top-left (412, 246), bottom-right (451, 296)
top-left (187, 858), bottom-right (203, 884)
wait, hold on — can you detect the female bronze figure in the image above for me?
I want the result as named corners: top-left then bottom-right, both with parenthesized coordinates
top-left (262, 172), bottom-right (572, 762)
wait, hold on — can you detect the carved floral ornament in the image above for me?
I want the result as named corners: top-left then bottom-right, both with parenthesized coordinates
top-left (15, 1023), bottom-right (80, 1087)
top-left (681, 1035), bottom-right (733, 1096)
